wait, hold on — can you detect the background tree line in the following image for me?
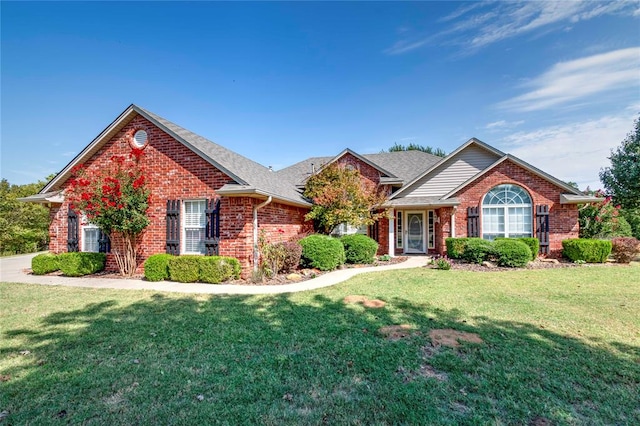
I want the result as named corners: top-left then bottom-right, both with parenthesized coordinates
top-left (0, 176), bottom-right (52, 255)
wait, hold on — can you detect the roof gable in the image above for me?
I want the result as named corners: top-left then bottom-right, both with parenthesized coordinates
top-left (391, 138), bottom-right (503, 199)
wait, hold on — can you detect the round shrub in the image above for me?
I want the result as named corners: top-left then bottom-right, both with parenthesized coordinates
top-left (199, 256), bottom-right (234, 284)
top-left (461, 238), bottom-right (494, 264)
top-left (31, 253), bottom-right (61, 275)
top-left (611, 237), bottom-right (640, 264)
top-left (445, 238), bottom-right (469, 259)
top-left (168, 256), bottom-right (200, 283)
top-left (341, 234), bottom-right (378, 264)
top-left (493, 239), bottom-right (531, 267)
top-left (562, 239), bottom-right (612, 263)
top-left (299, 235), bottom-right (345, 271)
top-left (144, 254), bottom-right (174, 282)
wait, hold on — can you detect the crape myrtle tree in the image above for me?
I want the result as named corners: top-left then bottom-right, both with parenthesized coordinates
top-left (66, 148), bottom-right (150, 276)
top-left (303, 163), bottom-right (388, 234)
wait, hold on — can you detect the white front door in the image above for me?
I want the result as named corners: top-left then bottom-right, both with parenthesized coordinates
top-left (406, 212), bottom-right (425, 253)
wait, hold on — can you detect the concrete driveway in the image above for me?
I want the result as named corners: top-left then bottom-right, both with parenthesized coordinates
top-left (0, 253), bottom-right (429, 295)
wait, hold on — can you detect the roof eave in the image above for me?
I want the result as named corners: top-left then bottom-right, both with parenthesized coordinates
top-left (217, 186), bottom-right (311, 208)
top-left (560, 194), bottom-right (603, 204)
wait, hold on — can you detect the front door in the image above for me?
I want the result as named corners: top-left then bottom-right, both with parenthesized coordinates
top-left (406, 212), bottom-right (425, 253)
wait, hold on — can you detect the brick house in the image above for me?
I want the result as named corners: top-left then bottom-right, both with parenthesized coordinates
top-left (24, 104), bottom-right (598, 275)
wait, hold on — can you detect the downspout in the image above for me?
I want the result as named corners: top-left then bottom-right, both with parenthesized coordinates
top-left (450, 207), bottom-right (457, 238)
top-left (253, 196), bottom-right (273, 271)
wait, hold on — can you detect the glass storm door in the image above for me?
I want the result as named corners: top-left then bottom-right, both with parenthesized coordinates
top-left (406, 212), bottom-right (425, 253)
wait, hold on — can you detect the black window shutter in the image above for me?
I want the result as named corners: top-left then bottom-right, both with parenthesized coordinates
top-left (166, 200), bottom-right (181, 255)
top-left (98, 229), bottom-right (111, 253)
top-left (467, 206), bottom-right (480, 237)
top-left (67, 208), bottom-right (79, 252)
top-left (368, 220), bottom-right (380, 242)
top-left (536, 205), bottom-right (550, 255)
top-left (205, 198), bottom-right (221, 256)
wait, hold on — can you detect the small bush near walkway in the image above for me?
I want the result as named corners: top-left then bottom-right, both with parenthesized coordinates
top-left (168, 256), bottom-right (200, 283)
top-left (199, 256), bottom-right (241, 283)
top-left (562, 239), bottom-right (612, 263)
top-left (58, 252), bottom-right (106, 277)
top-left (497, 237), bottom-right (539, 260)
top-left (462, 238), bottom-right (495, 264)
top-left (300, 235), bottom-right (346, 271)
top-left (144, 254), bottom-right (174, 282)
top-left (341, 234), bottom-right (378, 264)
top-left (494, 239), bottom-right (532, 267)
top-left (611, 237), bottom-right (640, 264)
top-left (445, 238), bottom-right (469, 259)
top-left (31, 253), bottom-right (61, 275)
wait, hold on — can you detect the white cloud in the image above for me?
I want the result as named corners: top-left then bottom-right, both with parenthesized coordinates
top-left (498, 109), bottom-right (638, 190)
top-left (498, 48), bottom-right (640, 112)
top-left (386, 1), bottom-right (637, 55)
top-left (62, 151), bottom-right (75, 157)
top-left (485, 120), bottom-right (525, 130)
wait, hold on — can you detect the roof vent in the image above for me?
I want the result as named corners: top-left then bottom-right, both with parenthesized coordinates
top-left (133, 130), bottom-right (148, 147)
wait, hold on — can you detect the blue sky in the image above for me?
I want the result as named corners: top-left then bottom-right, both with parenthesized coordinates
top-left (2, 1), bottom-right (639, 190)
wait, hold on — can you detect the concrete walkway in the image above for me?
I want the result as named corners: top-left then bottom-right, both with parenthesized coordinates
top-left (0, 253), bottom-right (430, 295)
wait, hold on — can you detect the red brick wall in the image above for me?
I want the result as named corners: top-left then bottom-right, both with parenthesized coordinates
top-left (449, 160), bottom-right (579, 257)
top-left (48, 114), bottom-right (313, 277)
top-left (258, 201), bottom-right (313, 243)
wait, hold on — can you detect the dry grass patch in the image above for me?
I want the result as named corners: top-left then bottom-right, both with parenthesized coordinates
top-left (343, 295), bottom-right (386, 308)
top-left (378, 324), bottom-right (416, 341)
top-left (428, 328), bottom-right (483, 348)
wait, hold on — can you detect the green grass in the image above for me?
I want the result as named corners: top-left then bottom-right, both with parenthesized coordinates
top-left (1, 265), bottom-right (639, 425)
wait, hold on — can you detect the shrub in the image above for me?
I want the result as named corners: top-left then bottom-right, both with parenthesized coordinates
top-left (144, 254), bottom-right (173, 282)
top-left (462, 238), bottom-right (494, 264)
top-left (58, 252), bottom-right (106, 277)
top-left (31, 253), bottom-right (61, 275)
top-left (280, 241), bottom-right (302, 273)
top-left (611, 237), bottom-right (640, 264)
top-left (378, 254), bottom-right (391, 262)
top-left (168, 256), bottom-right (200, 283)
top-left (445, 238), bottom-right (469, 259)
top-left (199, 256), bottom-right (238, 284)
top-left (562, 239), bottom-right (612, 263)
top-left (496, 237), bottom-right (539, 260)
top-left (433, 257), bottom-right (452, 270)
top-left (260, 241), bottom-right (302, 276)
top-left (494, 239), bottom-right (531, 267)
top-left (341, 234), bottom-right (378, 264)
top-left (299, 235), bottom-right (345, 271)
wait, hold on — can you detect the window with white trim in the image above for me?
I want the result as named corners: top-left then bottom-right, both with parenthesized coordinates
top-left (482, 184), bottom-right (532, 240)
top-left (82, 222), bottom-right (100, 253)
top-left (183, 200), bottom-right (206, 254)
top-left (427, 210), bottom-right (435, 249)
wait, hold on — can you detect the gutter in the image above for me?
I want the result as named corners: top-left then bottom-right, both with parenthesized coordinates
top-left (253, 196), bottom-right (273, 271)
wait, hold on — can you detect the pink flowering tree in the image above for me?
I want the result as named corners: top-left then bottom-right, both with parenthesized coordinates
top-left (66, 148), bottom-right (150, 276)
top-left (578, 190), bottom-right (632, 239)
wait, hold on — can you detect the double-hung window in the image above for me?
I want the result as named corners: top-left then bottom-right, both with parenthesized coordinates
top-left (83, 222), bottom-right (100, 253)
top-left (184, 200), bottom-right (206, 254)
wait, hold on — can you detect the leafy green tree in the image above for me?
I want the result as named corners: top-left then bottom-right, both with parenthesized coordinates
top-left (0, 176), bottom-right (53, 255)
top-left (303, 163), bottom-right (387, 234)
top-left (600, 116), bottom-right (640, 209)
top-left (387, 142), bottom-right (446, 157)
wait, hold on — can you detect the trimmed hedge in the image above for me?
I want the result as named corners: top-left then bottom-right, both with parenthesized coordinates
top-left (445, 238), bottom-right (469, 259)
top-left (168, 256), bottom-right (201, 283)
top-left (144, 254), bottom-right (174, 282)
top-left (31, 253), bottom-right (61, 275)
top-left (462, 238), bottom-right (494, 264)
top-left (341, 234), bottom-right (378, 264)
top-left (58, 252), bottom-right (106, 277)
top-left (300, 235), bottom-right (346, 271)
top-left (496, 237), bottom-right (539, 260)
top-left (562, 239), bottom-right (612, 263)
top-left (165, 255), bottom-right (242, 284)
top-left (494, 239), bottom-right (531, 267)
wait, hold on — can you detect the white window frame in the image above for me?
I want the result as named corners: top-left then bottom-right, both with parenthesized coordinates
top-left (481, 184), bottom-right (533, 240)
top-left (182, 199), bottom-right (207, 255)
top-left (427, 210), bottom-right (435, 250)
top-left (82, 219), bottom-right (100, 253)
top-left (396, 210), bottom-right (403, 249)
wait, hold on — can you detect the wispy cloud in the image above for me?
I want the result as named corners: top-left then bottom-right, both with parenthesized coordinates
top-left (385, 1), bottom-right (637, 55)
top-left (498, 47), bottom-right (640, 112)
top-left (498, 108), bottom-right (638, 190)
top-left (62, 151), bottom-right (75, 157)
top-left (484, 120), bottom-right (524, 130)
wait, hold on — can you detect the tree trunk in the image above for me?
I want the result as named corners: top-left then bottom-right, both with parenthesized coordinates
top-left (109, 231), bottom-right (139, 277)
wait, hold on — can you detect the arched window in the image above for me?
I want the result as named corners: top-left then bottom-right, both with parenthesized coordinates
top-left (482, 184), bottom-right (532, 240)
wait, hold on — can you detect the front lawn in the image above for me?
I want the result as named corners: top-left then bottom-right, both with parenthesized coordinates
top-left (1, 265), bottom-right (639, 424)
